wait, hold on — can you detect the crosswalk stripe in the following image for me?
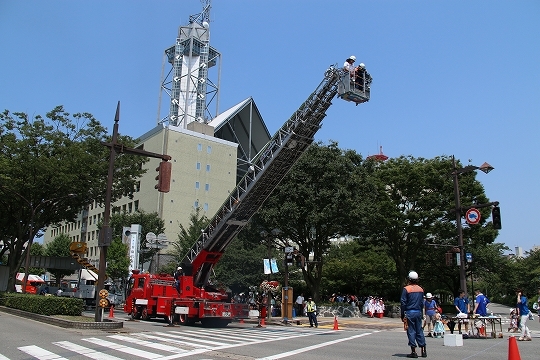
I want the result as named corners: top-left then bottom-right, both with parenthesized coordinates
top-left (168, 329), bottom-right (244, 343)
top-left (82, 338), bottom-right (163, 359)
top-left (53, 341), bottom-right (124, 360)
top-left (0, 354), bottom-right (11, 360)
top-left (18, 345), bottom-right (69, 360)
top-left (135, 333), bottom-right (211, 349)
top-left (152, 331), bottom-right (225, 346)
top-left (108, 335), bottom-right (188, 353)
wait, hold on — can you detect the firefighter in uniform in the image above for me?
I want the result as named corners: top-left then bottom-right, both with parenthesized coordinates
top-left (401, 271), bottom-right (427, 358)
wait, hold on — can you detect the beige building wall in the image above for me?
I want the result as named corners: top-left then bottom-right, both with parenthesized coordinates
top-left (44, 125), bottom-right (238, 268)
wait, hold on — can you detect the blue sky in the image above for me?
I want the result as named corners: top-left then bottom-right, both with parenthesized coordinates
top-left (1, 1), bottom-right (539, 253)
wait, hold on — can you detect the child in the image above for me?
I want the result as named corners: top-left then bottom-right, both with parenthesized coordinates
top-left (508, 308), bottom-right (519, 333)
top-left (433, 309), bottom-right (445, 338)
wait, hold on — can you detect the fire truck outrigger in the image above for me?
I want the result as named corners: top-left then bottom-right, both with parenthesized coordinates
top-left (124, 64), bottom-right (371, 327)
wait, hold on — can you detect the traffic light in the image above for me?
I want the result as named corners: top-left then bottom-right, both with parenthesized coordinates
top-left (445, 252), bottom-right (453, 266)
top-left (155, 161), bottom-right (172, 193)
top-left (492, 206), bottom-right (502, 229)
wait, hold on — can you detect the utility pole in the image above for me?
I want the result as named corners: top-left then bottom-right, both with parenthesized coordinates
top-left (95, 102), bottom-right (172, 322)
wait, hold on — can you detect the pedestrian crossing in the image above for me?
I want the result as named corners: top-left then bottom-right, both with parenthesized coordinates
top-left (7, 326), bottom-right (322, 360)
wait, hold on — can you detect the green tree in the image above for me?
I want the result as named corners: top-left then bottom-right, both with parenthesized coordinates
top-left (106, 237), bottom-right (130, 281)
top-left (258, 142), bottom-right (376, 302)
top-left (28, 242), bottom-right (46, 275)
top-left (167, 207), bottom-right (210, 271)
top-left (362, 155), bottom-right (499, 294)
top-left (0, 106), bottom-right (148, 292)
top-left (105, 210), bottom-right (166, 270)
top-left (213, 223), bottom-right (269, 294)
top-left (322, 241), bottom-right (398, 300)
top-left (44, 234), bottom-right (74, 285)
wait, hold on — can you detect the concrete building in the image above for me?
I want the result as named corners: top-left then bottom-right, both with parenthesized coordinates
top-left (43, 3), bottom-right (270, 270)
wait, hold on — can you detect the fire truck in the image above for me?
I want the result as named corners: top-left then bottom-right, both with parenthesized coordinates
top-left (123, 64), bottom-right (371, 326)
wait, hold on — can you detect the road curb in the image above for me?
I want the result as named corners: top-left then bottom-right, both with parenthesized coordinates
top-left (0, 306), bottom-right (123, 330)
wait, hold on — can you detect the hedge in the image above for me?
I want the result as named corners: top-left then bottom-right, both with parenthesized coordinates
top-left (0, 292), bottom-right (83, 316)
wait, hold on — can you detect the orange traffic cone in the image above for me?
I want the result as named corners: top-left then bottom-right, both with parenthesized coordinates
top-left (108, 305), bottom-right (114, 318)
top-left (333, 316), bottom-right (339, 330)
top-left (261, 317), bottom-right (266, 326)
top-left (508, 336), bottom-right (521, 360)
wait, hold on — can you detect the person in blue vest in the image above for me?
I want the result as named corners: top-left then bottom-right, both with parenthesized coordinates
top-left (473, 289), bottom-right (490, 316)
top-left (516, 289), bottom-right (532, 341)
top-left (401, 271), bottom-right (427, 358)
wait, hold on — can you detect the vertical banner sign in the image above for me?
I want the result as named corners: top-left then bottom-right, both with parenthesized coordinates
top-left (456, 253), bottom-right (461, 267)
top-left (129, 224), bottom-right (142, 272)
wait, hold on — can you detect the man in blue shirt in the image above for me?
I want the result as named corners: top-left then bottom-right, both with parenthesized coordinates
top-left (516, 289), bottom-right (532, 341)
top-left (453, 289), bottom-right (470, 334)
top-left (401, 271), bottom-right (427, 358)
top-left (473, 289), bottom-right (490, 316)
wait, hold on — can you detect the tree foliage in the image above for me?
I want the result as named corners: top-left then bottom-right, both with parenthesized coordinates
top-left (213, 223), bottom-right (270, 294)
top-left (44, 234), bottom-right (74, 285)
top-left (258, 141), bottom-right (377, 301)
top-left (106, 237), bottom-right (130, 281)
top-left (169, 207), bottom-right (210, 266)
top-left (0, 106), bottom-right (148, 292)
top-left (361, 155), bottom-right (499, 293)
top-left (105, 210), bottom-right (166, 270)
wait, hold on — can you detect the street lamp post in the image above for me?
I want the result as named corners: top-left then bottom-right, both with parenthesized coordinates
top-left (451, 156), bottom-right (494, 297)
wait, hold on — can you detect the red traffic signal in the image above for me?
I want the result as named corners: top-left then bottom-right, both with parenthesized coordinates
top-left (155, 161), bottom-right (172, 193)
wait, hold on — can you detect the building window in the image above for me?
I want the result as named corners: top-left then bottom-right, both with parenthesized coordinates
top-left (204, 203), bottom-right (209, 211)
top-left (206, 164), bottom-right (210, 172)
top-left (195, 182), bottom-right (200, 189)
top-left (134, 200), bottom-right (139, 212)
top-left (128, 202), bottom-right (133, 213)
top-left (205, 183), bottom-right (210, 191)
top-left (194, 200), bottom-right (199, 208)
top-left (207, 145), bottom-right (212, 154)
top-left (196, 162), bottom-right (201, 170)
top-left (197, 143), bottom-right (202, 151)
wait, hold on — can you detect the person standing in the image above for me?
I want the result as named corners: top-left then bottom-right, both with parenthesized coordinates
top-left (305, 297), bottom-right (318, 328)
top-left (423, 293), bottom-right (437, 337)
top-left (343, 56), bottom-right (356, 75)
top-left (453, 289), bottom-right (470, 334)
top-left (473, 289), bottom-right (490, 316)
top-left (295, 293), bottom-right (304, 317)
top-left (400, 271), bottom-right (427, 358)
top-left (516, 289), bottom-right (532, 341)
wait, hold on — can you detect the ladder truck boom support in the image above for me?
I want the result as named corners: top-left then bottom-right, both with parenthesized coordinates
top-left (183, 65), bottom-right (371, 288)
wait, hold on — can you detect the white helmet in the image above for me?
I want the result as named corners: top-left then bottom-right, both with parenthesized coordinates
top-left (408, 271), bottom-right (419, 280)
top-left (426, 292), bottom-right (432, 298)
top-left (349, 55), bottom-right (356, 61)
top-left (359, 62), bottom-right (365, 68)
top-left (177, 266), bottom-right (182, 271)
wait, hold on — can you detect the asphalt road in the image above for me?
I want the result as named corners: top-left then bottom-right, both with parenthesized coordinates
top-left (0, 303), bottom-right (538, 360)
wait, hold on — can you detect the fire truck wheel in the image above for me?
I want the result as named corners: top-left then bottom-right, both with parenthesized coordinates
top-left (141, 307), bottom-right (150, 321)
top-left (131, 309), bottom-right (141, 320)
top-left (179, 314), bottom-right (194, 326)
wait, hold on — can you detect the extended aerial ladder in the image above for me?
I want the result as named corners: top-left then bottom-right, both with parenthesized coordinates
top-left (182, 65), bottom-right (371, 289)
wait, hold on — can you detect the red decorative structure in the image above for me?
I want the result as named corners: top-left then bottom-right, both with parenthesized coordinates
top-left (366, 145), bottom-right (388, 162)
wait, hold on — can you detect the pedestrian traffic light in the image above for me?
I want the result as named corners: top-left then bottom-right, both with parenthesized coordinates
top-left (492, 206), bottom-right (502, 229)
top-left (155, 161), bottom-right (172, 193)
